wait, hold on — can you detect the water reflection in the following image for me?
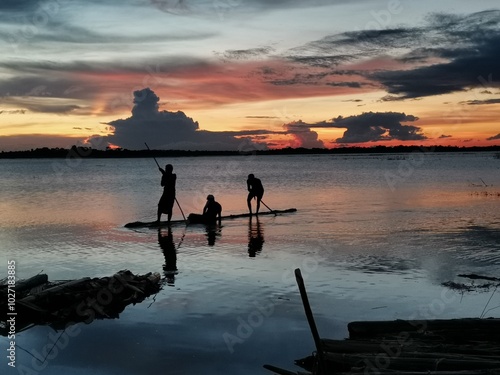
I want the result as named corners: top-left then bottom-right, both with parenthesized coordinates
top-left (206, 224), bottom-right (221, 246)
top-left (248, 216), bottom-right (264, 257)
top-left (158, 227), bottom-right (178, 285)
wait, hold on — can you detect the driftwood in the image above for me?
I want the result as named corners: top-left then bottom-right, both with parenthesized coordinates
top-left (0, 270), bottom-right (161, 335)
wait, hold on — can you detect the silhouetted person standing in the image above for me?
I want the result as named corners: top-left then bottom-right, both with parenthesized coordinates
top-left (203, 194), bottom-right (222, 224)
top-left (247, 174), bottom-right (264, 215)
top-left (157, 164), bottom-right (176, 223)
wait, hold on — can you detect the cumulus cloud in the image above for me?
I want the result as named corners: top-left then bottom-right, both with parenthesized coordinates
top-left (283, 121), bottom-right (325, 148)
top-left (89, 88), bottom-right (267, 151)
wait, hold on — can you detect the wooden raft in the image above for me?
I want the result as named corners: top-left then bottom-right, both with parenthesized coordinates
top-left (0, 270), bottom-right (161, 335)
top-left (124, 208), bottom-right (297, 228)
top-left (264, 269), bottom-right (500, 375)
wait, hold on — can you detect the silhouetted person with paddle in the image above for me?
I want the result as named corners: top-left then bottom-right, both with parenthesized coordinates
top-left (157, 164), bottom-right (176, 223)
top-left (247, 173), bottom-right (264, 215)
top-left (203, 194), bottom-right (222, 224)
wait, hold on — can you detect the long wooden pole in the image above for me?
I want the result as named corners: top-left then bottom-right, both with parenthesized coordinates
top-left (261, 200), bottom-right (275, 215)
top-left (144, 142), bottom-right (187, 222)
top-left (295, 268), bottom-right (326, 374)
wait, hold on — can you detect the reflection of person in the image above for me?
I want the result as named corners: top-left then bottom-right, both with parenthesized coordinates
top-left (158, 227), bottom-right (177, 284)
top-left (248, 216), bottom-right (264, 257)
top-left (203, 194), bottom-right (222, 224)
top-left (247, 174), bottom-right (264, 215)
top-left (157, 164), bottom-right (176, 223)
top-left (206, 225), bottom-right (219, 246)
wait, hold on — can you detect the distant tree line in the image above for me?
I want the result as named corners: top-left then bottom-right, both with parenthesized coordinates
top-left (1, 145), bottom-right (500, 158)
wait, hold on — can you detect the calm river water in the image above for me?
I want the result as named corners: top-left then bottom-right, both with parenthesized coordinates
top-left (1, 152), bottom-right (499, 374)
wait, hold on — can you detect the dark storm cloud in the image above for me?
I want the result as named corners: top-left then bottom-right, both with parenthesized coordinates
top-left (284, 112), bottom-right (424, 144)
top-left (370, 11), bottom-right (500, 99)
top-left (272, 10), bottom-right (500, 98)
top-left (90, 88), bottom-right (267, 151)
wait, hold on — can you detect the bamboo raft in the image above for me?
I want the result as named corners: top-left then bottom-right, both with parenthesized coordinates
top-left (264, 269), bottom-right (500, 375)
top-left (124, 208), bottom-right (297, 228)
top-left (0, 270), bottom-right (161, 336)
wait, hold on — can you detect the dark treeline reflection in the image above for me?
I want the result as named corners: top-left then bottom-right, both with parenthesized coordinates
top-left (158, 227), bottom-right (178, 285)
top-left (248, 217), bottom-right (264, 257)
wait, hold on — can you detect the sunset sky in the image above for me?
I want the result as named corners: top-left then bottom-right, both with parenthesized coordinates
top-left (1, 0), bottom-right (499, 151)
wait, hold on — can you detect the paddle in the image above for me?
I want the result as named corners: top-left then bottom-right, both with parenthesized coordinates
top-left (144, 142), bottom-right (187, 223)
top-left (261, 200), bottom-right (276, 215)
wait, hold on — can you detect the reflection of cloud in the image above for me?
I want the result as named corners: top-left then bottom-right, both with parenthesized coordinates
top-left (89, 88), bottom-right (268, 151)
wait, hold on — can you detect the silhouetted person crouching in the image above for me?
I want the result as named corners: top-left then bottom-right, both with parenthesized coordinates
top-left (203, 194), bottom-right (222, 224)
